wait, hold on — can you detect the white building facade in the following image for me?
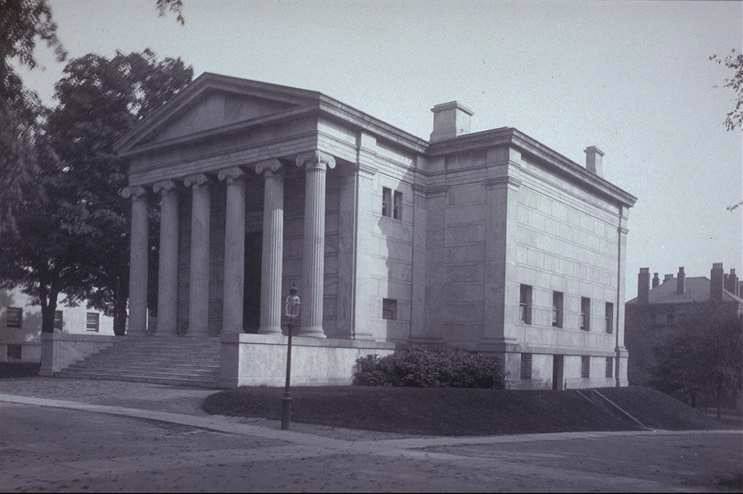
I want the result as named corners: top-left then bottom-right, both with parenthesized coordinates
top-left (110, 73), bottom-right (636, 389)
top-left (1, 287), bottom-right (115, 363)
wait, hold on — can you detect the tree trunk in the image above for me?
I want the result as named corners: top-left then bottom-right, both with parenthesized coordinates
top-left (113, 295), bottom-right (127, 336)
top-left (40, 291), bottom-right (58, 334)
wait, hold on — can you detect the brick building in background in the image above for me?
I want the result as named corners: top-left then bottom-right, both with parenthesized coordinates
top-left (625, 263), bottom-right (743, 386)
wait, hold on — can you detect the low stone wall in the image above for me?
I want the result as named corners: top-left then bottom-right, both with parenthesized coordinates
top-left (39, 332), bottom-right (117, 376)
top-left (219, 333), bottom-right (396, 388)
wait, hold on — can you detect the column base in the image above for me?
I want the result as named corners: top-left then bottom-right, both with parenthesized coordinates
top-left (258, 326), bottom-right (282, 335)
top-left (297, 326), bottom-right (326, 338)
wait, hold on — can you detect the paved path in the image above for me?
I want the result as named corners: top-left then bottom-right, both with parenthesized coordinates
top-left (0, 378), bottom-right (741, 491)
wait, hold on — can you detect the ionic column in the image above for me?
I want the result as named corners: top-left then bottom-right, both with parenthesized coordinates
top-left (256, 159), bottom-right (284, 334)
top-left (296, 150), bottom-right (336, 337)
top-left (184, 174), bottom-right (211, 337)
top-left (153, 180), bottom-right (179, 335)
top-left (218, 167), bottom-right (246, 334)
top-left (122, 186), bottom-right (148, 336)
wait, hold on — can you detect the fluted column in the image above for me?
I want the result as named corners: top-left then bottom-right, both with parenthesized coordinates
top-left (122, 186), bottom-right (148, 335)
top-left (153, 180), bottom-right (179, 335)
top-left (256, 159), bottom-right (284, 334)
top-left (184, 174), bottom-right (211, 337)
top-left (218, 167), bottom-right (246, 334)
top-left (296, 150), bottom-right (336, 337)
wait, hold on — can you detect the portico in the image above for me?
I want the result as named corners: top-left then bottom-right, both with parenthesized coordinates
top-left (122, 150), bottom-right (338, 339)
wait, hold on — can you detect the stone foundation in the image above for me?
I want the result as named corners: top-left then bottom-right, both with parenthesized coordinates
top-left (219, 333), bottom-right (396, 388)
top-left (39, 332), bottom-right (117, 376)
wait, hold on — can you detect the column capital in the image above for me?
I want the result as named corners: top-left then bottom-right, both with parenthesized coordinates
top-left (217, 166), bottom-right (246, 184)
top-left (183, 173), bottom-right (210, 188)
top-left (153, 180), bottom-right (177, 195)
top-left (120, 185), bottom-right (147, 199)
top-left (255, 159), bottom-right (283, 177)
top-left (296, 150), bottom-right (336, 171)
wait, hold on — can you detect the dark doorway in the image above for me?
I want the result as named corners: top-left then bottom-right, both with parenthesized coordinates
top-left (552, 354), bottom-right (564, 391)
top-left (243, 231), bottom-right (262, 332)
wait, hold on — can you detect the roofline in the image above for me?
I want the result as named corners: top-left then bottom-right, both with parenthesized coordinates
top-left (428, 127), bottom-right (637, 207)
top-left (115, 73), bottom-right (636, 206)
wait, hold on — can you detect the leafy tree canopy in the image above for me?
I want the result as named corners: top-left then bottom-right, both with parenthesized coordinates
top-left (711, 49), bottom-right (743, 131)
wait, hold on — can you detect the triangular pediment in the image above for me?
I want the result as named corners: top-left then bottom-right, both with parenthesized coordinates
top-left (116, 73), bottom-right (321, 155)
top-left (145, 91), bottom-right (295, 144)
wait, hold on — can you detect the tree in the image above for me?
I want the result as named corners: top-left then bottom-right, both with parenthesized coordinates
top-left (710, 49), bottom-right (743, 131)
top-left (650, 304), bottom-right (743, 418)
top-left (0, 0), bottom-right (185, 233)
top-left (43, 50), bottom-right (192, 334)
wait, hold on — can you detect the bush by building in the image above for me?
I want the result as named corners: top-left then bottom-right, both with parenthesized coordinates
top-left (353, 346), bottom-right (504, 389)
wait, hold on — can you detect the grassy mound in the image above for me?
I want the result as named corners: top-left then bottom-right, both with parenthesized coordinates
top-left (205, 386), bottom-right (643, 436)
top-left (598, 386), bottom-right (722, 430)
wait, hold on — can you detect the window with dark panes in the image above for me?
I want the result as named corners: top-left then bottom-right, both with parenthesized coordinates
top-left (552, 291), bottom-right (563, 328)
top-left (382, 187), bottom-right (392, 217)
top-left (393, 191), bottom-right (403, 220)
top-left (519, 284), bottom-right (532, 324)
top-left (382, 298), bottom-right (397, 320)
top-left (605, 302), bottom-right (614, 333)
top-left (520, 353), bottom-right (532, 380)
top-left (86, 312), bottom-right (100, 332)
top-left (54, 310), bottom-right (63, 331)
top-left (581, 355), bottom-right (590, 378)
top-left (6, 308), bottom-right (22, 328)
top-left (580, 297), bottom-right (591, 330)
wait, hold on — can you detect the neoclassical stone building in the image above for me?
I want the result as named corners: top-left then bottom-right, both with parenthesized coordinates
top-left (111, 73), bottom-right (636, 389)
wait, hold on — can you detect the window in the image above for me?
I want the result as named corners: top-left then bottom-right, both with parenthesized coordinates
top-left (6, 344), bottom-right (21, 360)
top-left (6, 307), bottom-right (22, 328)
top-left (393, 191), bottom-right (403, 220)
top-left (552, 291), bottom-right (563, 328)
top-left (581, 356), bottom-right (590, 378)
top-left (520, 353), bottom-right (533, 380)
top-left (86, 312), bottom-right (100, 332)
top-left (605, 302), bottom-right (614, 333)
top-left (519, 285), bottom-right (532, 324)
top-left (54, 310), bottom-right (63, 331)
top-left (382, 187), bottom-right (392, 217)
top-left (606, 357), bottom-right (614, 378)
top-left (580, 297), bottom-right (591, 330)
top-left (382, 298), bottom-right (397, 320)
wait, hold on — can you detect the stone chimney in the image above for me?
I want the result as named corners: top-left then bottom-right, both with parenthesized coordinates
top-left (663, 274), bottom-right (674, 283)
top-left (638, 268), bottom-right (650, 304)
top-left (711, 263), bottom-right (724, 302)
top-left (430, 101), bottom-right (473, 142)
top-left (652, 272), bottom-right (660, 288)
top-left (584, 146), bottom-right (604, 177)
top-left (676, 267), bottom-right (686, 294)
top-left (726, 268), bottom-right (739, 295)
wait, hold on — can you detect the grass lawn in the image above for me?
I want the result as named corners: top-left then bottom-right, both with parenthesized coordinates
top-left (203, 385), bottom-right (726, 436)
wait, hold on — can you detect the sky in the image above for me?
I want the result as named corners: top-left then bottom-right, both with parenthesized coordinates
top-left (17, 0), bottom-right (743, 298)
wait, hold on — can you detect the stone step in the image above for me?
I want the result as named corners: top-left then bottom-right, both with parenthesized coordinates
top-left (55, 372), bottom-right (218, 388)
top-left (65, 364), bottom-right (221, 374)
top-left (60, 369), bottom-right (219, 380)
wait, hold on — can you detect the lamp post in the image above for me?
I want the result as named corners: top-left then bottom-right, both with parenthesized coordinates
top-left (282, 283), bottom-right (301, 430)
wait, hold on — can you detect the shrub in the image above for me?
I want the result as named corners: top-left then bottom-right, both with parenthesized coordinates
top-left (353, 346), bottom-right (504, 389)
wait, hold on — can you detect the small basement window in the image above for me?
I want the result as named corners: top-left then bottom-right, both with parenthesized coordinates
top-left (6, 344), bottom-right (22, 360)
top-left (606, 357), bottom-right (614, 379)
top-left (581, 356), bottom-right (590, 378)
top-left (520, 353), bottom-right (533, 380)
top-left (382, 298), bottom-right (397, 320)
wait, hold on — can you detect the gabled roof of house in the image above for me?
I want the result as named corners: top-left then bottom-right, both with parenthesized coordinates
top-left (626, 276), bottom-right (743, 305)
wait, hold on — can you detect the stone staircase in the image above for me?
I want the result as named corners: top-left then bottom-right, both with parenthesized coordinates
top-left (56, 336), bottom-right (221, 388)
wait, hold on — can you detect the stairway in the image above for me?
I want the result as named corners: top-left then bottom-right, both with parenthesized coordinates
top-left (56, 336), bottom-right (221, 388)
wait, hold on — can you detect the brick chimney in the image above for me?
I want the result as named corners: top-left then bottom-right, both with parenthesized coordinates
top-left (638, 268), bottom-right (650, 304)
top-left (676, 267), bottom-right (686, 294)
top-left (430, 101), bottom-right (473, 142)
top-left (584, 146), bottom-right (604, 177)
top-left (652, 272), bottom-right (660, 288)
top-left (711, 263), bottom-right (724, 302)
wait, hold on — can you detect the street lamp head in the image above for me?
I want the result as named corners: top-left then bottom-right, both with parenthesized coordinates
top-left (284, 283), bottom-right (301, 319)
